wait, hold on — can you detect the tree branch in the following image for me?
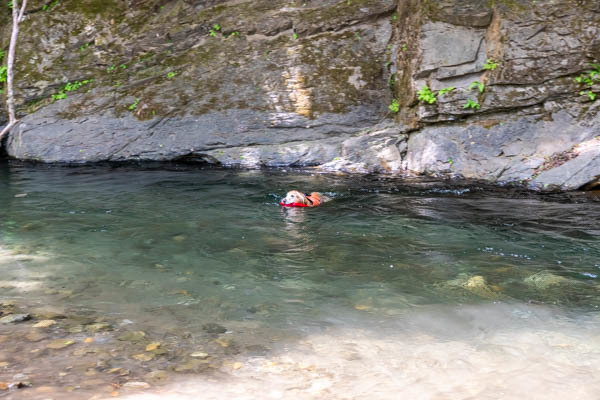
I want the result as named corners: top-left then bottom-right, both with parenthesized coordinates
top-left (18, 0), bottom-right (28, 22)
top-left (0, 120), bottom-right (18, 142)
top-left (2, 0), bottom-right (26, 142)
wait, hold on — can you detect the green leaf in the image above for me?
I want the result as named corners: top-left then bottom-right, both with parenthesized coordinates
top-left (483, 58), bottom-right (498, 71)
top-left (463, 99), bottom-right (480, 110)
top-left (469, 81), bottom-right (485, 93)
top-left (438, 87), bottom-right (455, 96)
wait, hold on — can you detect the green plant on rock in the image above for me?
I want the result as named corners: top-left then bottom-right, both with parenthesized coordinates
top-left (469, 81), bottom-right (485, 93)
top-left (417, 85), bottom-right (437, 104)
top-left (42, 0), bottom-right (59, 11)
top-left (388, 75), bottom-right (396, 91)
top-left (292, 33), bottom-right (298, 40)
top-left (464, 99), bottom-right (480, 110)
top-left (0, 50), bottom-right (5, 93)
top-left (79, 42), bottom-right (91, 51)
top-left (209, 23), bottom-right (221, 37)
top-left (51, 92), bottom-right (66, 101)
top-left (388, 99), bottom-right (399, 113)
top-left (167, 71), bottom-right (176, 79)
top-left (438, 86), bottom-right (455, 96)
top-left (580, 90), bottom-right (597, 101)
top-left (228, 31), bottom-right (240, 38)
top-left (51, 79), bottom-right (93, 101)
top-left (483, 58), bottom-right (499, 71)
top-left (575, 63), bottom-right (600, 101)
top-left (128, 98), bottom-right (140, 111)
top-left (106, 65), bottom-right (116, 73)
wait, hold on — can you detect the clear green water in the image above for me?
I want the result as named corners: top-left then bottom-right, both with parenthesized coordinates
top-left (1, 163), bottom-right (600, 399)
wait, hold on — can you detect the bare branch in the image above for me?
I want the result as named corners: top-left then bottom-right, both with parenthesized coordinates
top-left (18, 0), bottom-right (28, 22)
top-left (0, 120), bottom-right (18, 142)
top-left (2, 0), bottom-right (26, 141)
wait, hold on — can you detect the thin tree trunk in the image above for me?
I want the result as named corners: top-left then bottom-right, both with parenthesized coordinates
top-left (0, 0), bottom-right (27, 141)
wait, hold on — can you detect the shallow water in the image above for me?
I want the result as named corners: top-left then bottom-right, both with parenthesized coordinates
top-left (1, 163), bottom-right (600, 399)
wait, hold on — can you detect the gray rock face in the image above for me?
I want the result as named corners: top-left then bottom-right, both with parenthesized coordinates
top-left (531, 137), bottom-right (600, 191)
top-left (1, 0), bottom-right (600, 191)
top-left (407, 109), bottom-right (600, 186)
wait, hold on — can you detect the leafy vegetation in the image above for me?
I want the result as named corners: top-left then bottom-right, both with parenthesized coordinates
top-left (388, 99), bottom-right (399, 113)
top-left (0, 66), bottom-right (6, 94)
top-left (483, 58), bottom-right (499, 71)
top-left (167, 71), bottom-right (176, 79)
top-left (416, 85), bottom-right (455, 105)
top-left (79, 43), bottom-right (91, 51)
top-left (209, 24), bottom-right (221, 37)
top-left (463, 99), bottom-right (480, 110)
top-left (0, 50), bottom-right (6, 93)
top-left (42, 0), bottom-right (59, 11)
top-left (469, 81), bottom-right (485, 93)
top-left (128, 98), bottom-right (140, 111)
top-left (438, 87), bottom-right (455, 96)
top-left (51, 79), bottom-right (93, 101)
top-left (417, 85), bottom-right (436, 104)
top-left (580, 90), bottom-right (597, 101)
top-left (574, 63), bottom-right (599, 101)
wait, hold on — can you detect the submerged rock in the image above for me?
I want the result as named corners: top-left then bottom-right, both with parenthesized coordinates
top-left (25, 332), bottom-right (48, 342)
top-left (174, 359), bottom-right (210, 373)
top-left (46, 338), bottom-right (75, 350)
top-left (0, 314), bottom-right (31, 324)
top-left (117, 331), bottom-right (146, 342)
top-left (145, 342), bottom-right (161, 351)
top-left (444, 274), bottom-right (501, 300)
top-left (202, 323), bottom-right (227, 335)
top-left (123, 381), bottom-right (151, 389)
top-left (524, 271), bottom-right (570, 290)
top-left (144, 370), bottom-right (169, 384)
top-left (86, 322), bottom-right (112, 333)
top-left (32, 319), bottom-right (57, 328)
top-left (132, 353), bottom-right (155, 362)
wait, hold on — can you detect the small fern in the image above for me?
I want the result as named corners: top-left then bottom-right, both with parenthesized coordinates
top-left (463, 99), bottom-right (480, 110)
top-left (469, 81), bottom-right (485, 93)
top-left (417, 85), bottom-right (437, 104)
top-left (438, 87), bottom-right (455, 96)
top-left (483, 58), bottom-right (498, 71)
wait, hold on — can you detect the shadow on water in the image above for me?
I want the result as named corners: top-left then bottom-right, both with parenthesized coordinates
top-left (1, 162), bottom-right (600, 399)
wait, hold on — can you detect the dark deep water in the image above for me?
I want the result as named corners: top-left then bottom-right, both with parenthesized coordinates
top-left (1, 163), bottom-right (599, 399)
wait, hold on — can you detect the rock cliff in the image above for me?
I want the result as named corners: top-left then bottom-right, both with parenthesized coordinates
top-left (1, 0), bottom-right (599, 191)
